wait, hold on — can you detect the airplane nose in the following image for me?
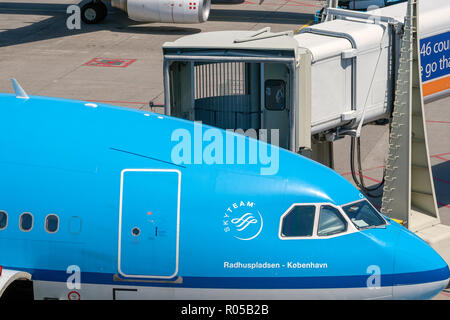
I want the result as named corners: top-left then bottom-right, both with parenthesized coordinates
top-left (392, 228), bottom-right (450, 299)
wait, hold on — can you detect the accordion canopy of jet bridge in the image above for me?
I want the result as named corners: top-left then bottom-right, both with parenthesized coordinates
top-left (162, 0), bottom-right (445, 152)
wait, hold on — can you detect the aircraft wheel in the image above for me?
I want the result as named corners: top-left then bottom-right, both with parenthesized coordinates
top-left (81, 1), bottom-right (108, 24)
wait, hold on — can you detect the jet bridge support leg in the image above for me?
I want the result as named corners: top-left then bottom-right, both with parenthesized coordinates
top-left (323, 0), bottom-right (339, 22)
top-left (380, 0), bottom-right (450, 264)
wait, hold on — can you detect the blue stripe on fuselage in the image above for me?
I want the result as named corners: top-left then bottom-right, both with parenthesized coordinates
top-left (10, 266), bottom-right (450, 289)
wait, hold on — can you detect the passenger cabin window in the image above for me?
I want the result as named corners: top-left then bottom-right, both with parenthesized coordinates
top-left (281, 205), bottom-right (315, 237)
top-left (318, 206), bottom-right (347, 237)
top-left (19, 212), bottom-right (33, 232)
top-left (45, 214), bottom-right (59, 233)
top-left (0, 211), bottom-right (7, 230)
top-left (265, 79), bottom-right (286, 110)
top-left (342, 200), bottom-right (386, 230)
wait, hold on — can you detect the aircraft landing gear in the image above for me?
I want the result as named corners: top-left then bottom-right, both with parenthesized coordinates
top-left (81, 1), bottom-right (108, 24)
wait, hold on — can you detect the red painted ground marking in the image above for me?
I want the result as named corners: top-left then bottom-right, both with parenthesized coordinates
top-left (438, 202), bottom-right (450, 209)
top-left (426, 120), bottom-right (450, 124)
top-left (434, 156), bottom-right (450, 162)
top-left (84, 58), bottom-right (136, 68)
top-left (343, 172), bottom-right (383, 184)
top-left (340, 151), bottom-right (450, 176)
top-left (434, 177), bottom-right (450, 185)
top-left (431, 152), bottom-right (450, 162)
top-left (343, 171), bottom-right (450, 188)
top-left (340, 165), bottom-right (385, 177)
top-left (359, 174), bottom-right (382, 184)
top-left (287, 0), bottom-right (322, 7)
top-left (431, 152), bottom-right (450, 159)
top-left (439, 291), bottom-right (450, 298)
top-left (344, 173), bottom-right (450, 190)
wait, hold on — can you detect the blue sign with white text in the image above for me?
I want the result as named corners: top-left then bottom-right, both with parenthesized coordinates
top-left (420, 31), bottom-right (450, 82)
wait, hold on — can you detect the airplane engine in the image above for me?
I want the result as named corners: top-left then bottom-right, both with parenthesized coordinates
top-left (111, 0), bottom-right (211, 23)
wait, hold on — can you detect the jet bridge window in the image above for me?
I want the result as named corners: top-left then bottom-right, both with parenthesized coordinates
top-left (0, 211), bottom-right (7, 230)
top-left (317, 206), bottom-right (347, 237)
top-left (19, 212), bottom-right (33, 232)
top-left (264, 79), bottom-right (286, 111)
top-left (45, 214), bottom-right (59, 233)
top-left (280, 205), bottom-right (316, 238)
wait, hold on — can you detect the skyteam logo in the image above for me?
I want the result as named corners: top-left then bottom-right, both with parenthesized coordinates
top-left (223, 201), bottom-right (263, 240)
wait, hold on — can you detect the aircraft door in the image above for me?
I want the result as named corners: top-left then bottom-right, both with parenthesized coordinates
top-left (262, 63), bottom-right (290, 149)
top-left (118, 169), bottom-right (181, 279)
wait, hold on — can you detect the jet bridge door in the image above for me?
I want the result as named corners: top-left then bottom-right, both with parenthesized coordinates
top-left (118, 169), bottom-right (181, 279)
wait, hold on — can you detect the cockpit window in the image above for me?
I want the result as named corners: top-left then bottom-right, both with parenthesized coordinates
top-left (318, 205), bottom-right (347, 236)
top-left (281, 205), bottom-right (316, 237)
top-left (341, 200), bottom-right (386, 230)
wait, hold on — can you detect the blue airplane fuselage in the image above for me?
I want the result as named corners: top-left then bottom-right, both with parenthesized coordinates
top-left (0, 93), bottom-right (448, 300)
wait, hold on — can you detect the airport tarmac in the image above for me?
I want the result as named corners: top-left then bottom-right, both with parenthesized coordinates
top-left (0, 0), bottom-right (449, 299)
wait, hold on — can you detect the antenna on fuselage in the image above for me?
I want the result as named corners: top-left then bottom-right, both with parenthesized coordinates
top-left (11, 78), bottom-right (29, 99)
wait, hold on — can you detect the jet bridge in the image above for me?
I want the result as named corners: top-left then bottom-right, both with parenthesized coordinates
top-left (163, 0), bottom-right (449, 161)
top-left (162, 9), bottom-right (403, 165)
top-left (162, 0), bottom-right (450, 261)
top-left (163, 29), bottom-right (304, 151)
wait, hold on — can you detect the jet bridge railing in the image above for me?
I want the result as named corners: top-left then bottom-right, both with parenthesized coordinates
top-left (193, 61), bottom-right (253, 131)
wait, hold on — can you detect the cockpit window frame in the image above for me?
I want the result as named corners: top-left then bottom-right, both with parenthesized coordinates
top-left (278, 202), bottom-right (358, 240)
